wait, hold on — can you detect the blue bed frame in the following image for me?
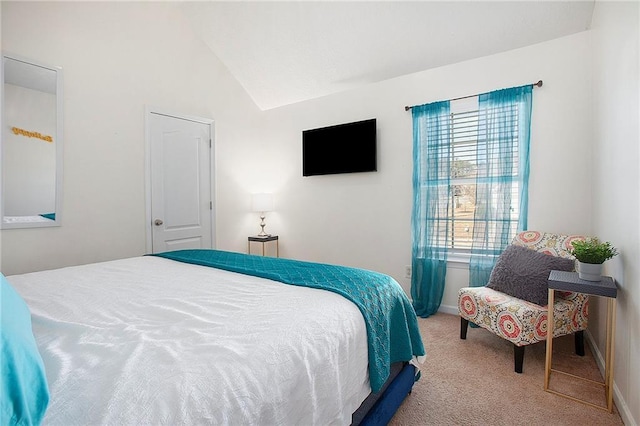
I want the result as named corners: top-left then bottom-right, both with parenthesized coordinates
top-left (352, 362), bottom-right (416, 425)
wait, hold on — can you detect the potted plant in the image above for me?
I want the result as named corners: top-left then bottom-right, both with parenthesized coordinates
top-left (570, 237), bottom-right (619, 281)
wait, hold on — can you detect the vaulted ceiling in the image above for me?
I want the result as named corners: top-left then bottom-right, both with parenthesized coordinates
top-left (180, 1), bottom-right (595, 110)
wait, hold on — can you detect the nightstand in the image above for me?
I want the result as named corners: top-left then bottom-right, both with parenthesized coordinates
top-left (247, 235), bottom-right (279, 257)
top-left (545, 270), bottom-right (617, 412)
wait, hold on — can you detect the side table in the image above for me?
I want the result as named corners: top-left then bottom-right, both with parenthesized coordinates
top-left (545, 270), bottom-right (617, 412)
top-left (247, 235), bottom-right (279, 257)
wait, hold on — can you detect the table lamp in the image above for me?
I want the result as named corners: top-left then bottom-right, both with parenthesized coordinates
top-left (251, 193), bottom-right (274, 237)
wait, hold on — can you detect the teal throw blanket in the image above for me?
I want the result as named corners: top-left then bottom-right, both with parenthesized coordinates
top-left (152, 249), bottom-right (425, 392)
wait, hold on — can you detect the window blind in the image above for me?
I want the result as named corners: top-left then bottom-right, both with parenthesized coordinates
top-left (422, 102), bottom-right (521, 251)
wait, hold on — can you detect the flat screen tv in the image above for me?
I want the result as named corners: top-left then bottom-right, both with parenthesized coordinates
top-left (302, 118), bottom-right (377, 177)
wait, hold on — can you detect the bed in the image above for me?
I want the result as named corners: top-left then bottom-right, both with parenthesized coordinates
top-left (2, 249), bottom-right (425, 425)
top-left (2, 214), bottom-right (54, 224)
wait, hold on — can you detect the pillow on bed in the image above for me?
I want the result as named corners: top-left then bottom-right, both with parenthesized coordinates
top-left (487, 245), bottom-right (575, 306)
top-left (1, 273), bottom-right (49, 425)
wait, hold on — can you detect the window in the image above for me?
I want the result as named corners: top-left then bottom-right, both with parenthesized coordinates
top-left (446, 97), bottom-right (521, 254)
top-left (411, 84), bottom-right (532, 315)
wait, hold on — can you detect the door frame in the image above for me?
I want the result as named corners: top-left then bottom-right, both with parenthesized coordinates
top-left (144, 106), bottom-right (215, 253)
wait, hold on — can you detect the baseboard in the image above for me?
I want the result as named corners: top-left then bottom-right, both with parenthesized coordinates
top-left (584, 329), bottom-right (636, 426)
top-left (438, 303), bottom-right (458, 316)
top-left (405, 300), bottom-right (458, 316)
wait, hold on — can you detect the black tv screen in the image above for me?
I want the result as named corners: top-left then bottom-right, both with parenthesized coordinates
top-left (302, 118), bottom-right (377, 176)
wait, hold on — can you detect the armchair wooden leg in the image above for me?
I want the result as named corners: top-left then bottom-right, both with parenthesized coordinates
top-left (575, 330), bottom-right (585, 356)
top-left (460, 318), bottom-right (469, 340)
top-left (514, 345), bottom-right (525, 373)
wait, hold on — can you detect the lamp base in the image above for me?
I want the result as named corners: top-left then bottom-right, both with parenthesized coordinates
top-left (258, 216), bottom-right (270, 237)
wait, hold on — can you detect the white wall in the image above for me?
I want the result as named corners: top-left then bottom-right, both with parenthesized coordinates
top-left (217, 31), bottom-right (594, 306)
top-left (0, 1), bottom-right (261, 274)
top-left (591, 2), bottom-right (639, 424)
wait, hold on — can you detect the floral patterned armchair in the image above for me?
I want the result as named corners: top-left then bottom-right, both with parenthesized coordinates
top-left (457, 231), bottom-right (588, 373)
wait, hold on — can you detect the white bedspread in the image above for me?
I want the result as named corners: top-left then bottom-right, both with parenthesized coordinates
top-left (3, 215), bottom-right (52, 223)
top-left (8, 256), bottom-right (371, 425)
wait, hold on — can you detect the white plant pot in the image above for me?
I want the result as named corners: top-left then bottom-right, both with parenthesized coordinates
top-left (576, 261), bottom-right (603, 282)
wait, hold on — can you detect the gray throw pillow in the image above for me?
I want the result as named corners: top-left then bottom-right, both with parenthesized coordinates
top-left (487, 245), bottom-right (575, 306)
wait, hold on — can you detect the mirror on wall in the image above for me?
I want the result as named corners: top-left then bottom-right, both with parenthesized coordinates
top-left (1, 54), bottom-right (63, 229)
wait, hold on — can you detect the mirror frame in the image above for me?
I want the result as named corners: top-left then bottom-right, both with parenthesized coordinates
top-left (1, 53), bottom-right (64, 229)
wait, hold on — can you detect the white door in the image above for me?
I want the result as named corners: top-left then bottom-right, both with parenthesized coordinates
top-left (148, 112), bottom-right (214, 253)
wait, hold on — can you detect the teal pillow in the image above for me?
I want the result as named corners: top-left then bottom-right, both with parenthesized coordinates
top-left (1, 273), bottom-right (49, 425)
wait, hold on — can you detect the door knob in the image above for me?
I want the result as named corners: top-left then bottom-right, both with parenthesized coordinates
top-left (154, 219), bottom-right (163, 226)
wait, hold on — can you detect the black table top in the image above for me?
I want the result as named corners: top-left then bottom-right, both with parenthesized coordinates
top-left (548, 270), bottom-right (617, 298)
top-left (248, 235), bottom-right (279, 242)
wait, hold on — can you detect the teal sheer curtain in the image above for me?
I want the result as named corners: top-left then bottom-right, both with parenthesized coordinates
top-left (469, 85), bottom-right (533, 287)
top-left (411, 101), bottom-right (451, 317)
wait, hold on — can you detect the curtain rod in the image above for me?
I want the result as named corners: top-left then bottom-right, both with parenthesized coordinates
top-left (404, 80), bottom-right (543, 112)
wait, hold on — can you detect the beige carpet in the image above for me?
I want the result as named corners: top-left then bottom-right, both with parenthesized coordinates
top-left (389, 313), bottom-right (624, 425)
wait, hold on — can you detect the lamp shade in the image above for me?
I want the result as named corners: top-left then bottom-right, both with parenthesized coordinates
top-left (251, 193), bottom-right (274, 212)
